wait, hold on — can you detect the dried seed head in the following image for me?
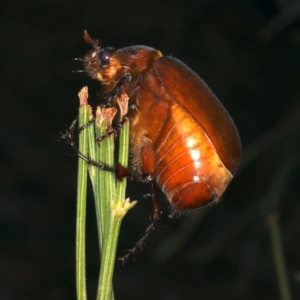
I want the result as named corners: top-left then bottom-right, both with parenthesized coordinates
top-left (78, 86), bottom-right (89, 106)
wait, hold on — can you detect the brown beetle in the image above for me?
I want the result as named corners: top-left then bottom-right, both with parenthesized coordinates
top-left (79, 30), bottom-right (241, 218)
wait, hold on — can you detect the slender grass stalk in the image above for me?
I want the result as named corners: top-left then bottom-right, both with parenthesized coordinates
top-left (87, 108), bottom-right (103, 247)
top-left (97, 200), bottom-right (136, 300)
top-left (97, 94), bottom-right (137, 300)
top-left (92, 107), bottom-right (117, 251)
top-left (94, 107), bottom-right (117, 300)
top-left (74, 87), bottom-right (136, 300)
top-left (267, 214), bottom-right (292, 300)
top-left (87, 107), bottom-right (115, 300)
top-left (261, 143), bottom-right (296, 300)
top-left (76, 87), bottom-right (90, 300)
top-left (116, 95), bottom-right (130, 207)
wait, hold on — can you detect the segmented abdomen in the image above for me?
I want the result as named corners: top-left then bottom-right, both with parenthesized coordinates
top-left (154, 103), bottom-right (232, 211)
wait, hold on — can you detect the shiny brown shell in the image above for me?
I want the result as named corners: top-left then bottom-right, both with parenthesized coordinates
top-left (82, 32), bottom-right (241, 212)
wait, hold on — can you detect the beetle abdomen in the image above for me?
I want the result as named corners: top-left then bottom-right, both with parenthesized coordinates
top-left (154, 103), bottom-right (233, 211)
top-left (128, 67), bottom-right (234, 211)
top-left (154, 57), bottom-right (241, 175)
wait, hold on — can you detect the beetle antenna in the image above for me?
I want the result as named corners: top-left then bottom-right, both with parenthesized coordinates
top-left (119, 220), bottom-right (157, 263)
top-left (83, 30), bottom-right (101, 51)
top-left (83, 30), bottom-right (93, 45)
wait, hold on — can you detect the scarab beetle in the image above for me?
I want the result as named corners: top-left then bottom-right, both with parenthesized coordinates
top-left (79, 30), bottom-right (241, 218)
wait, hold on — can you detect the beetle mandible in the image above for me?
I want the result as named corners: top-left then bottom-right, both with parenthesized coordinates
top-left (79, 30), bottom-right (241, 219)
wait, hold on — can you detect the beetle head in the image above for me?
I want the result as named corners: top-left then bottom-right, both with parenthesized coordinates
top-left (81, 30), bottom-right (118, 84)
top-left (81, 31), bottom-right (162, 85)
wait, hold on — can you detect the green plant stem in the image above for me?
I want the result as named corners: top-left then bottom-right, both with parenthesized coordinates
top-left (268, 214), bottom-right (292, 300)
top-left (76, 104), bottom-right (89, 300)
top-left (262, 144), bottom-right (296, 300)
top-left (116, 120), bottom-right (129, 206)
top-left (87, 113), bottom-right (103, 248)
top-left (97, 201), bottom-right (137, 300)
top-left (103, 132), bottom-right (116, 230)
top-left (96, 120), bottom-right (115, 300)
top-left (94, 117), bottom-right (114, 250)
top-left (97, 117), bottom-right (136, 300)
top-left (75, 89), bottom-right (135, 300)
top-left (98, 211), bottom-right (124, 300)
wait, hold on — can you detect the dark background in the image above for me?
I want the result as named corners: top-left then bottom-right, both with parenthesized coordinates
top-left (1, 0), bottom-right (300, 299)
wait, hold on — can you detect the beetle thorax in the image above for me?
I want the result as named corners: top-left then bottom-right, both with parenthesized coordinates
top-left (113, 46), bottom-right (162, 76)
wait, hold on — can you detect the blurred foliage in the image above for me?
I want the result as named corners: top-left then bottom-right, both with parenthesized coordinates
top-left (0, 0), bottom-right (300, 299)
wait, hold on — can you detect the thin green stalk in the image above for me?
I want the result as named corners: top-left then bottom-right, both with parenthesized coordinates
top-left (94, 108), bottom-right (116, 250)
top-left (97, 96), bottom-right (137, 300)
top-left (98, 212), bottom-right (124, 300)
top-left (261, 143), bottom-right (296, 300)
top-left (87, 111), bottom-right (103, 248)
top-left (103, 118), bottom-right (116, 209)
top-left (75, 88), bottom-right (136, 300)
top-left (76, 89), bottom-right (90, 300)
top-left (116, 119), bottom-right (130, 206)
top-left (97, 199), bottom-right (136, 300)
top-left (97, 111), bottom-right (130, 300)
top-left (115, 95), bottom-right (130, 208)
top-left (102, 132), bottom-right (116, 232)
top-left (95, 108), bottom-right (117, 300)
top-left (268, 214), bottom-right (292, 300)
top-left (86, 103), bottom-right (118, 300)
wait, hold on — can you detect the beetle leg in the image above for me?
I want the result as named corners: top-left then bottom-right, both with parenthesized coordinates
top-left (94, 78), bottom-right (140, 145)
top-left (139, 139), bottom-right (166, 221)
top-left (127, 85), bottom-right (141, 108)
top-left (62, 117), bottom-right (140, 177)
top-left (78, 117), bottom-right (95, 132)
top-left (119, 178), bottom-right (166, 262)
top-left (104, 71), bottom-right (132, 107)
top-left (95, 85), bottom-right (141, 144)
top-left (119, 221), bottom-right (156, 263)
top-left (95, 116), bottom-right (128, 144)
top-left (150, 181), bottom-right (164, 221)
top-left (61, 117), bottom-right (114, 172)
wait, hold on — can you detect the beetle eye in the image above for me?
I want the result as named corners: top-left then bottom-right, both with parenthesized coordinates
top-left (99, 48), bottom-right (114, 66)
